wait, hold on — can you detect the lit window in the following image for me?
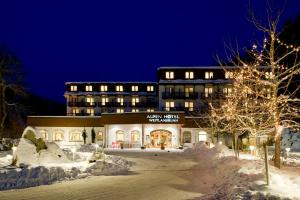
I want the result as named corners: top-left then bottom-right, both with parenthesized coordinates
top-left (96, 132), bottom-right (103, 141)
top-left (147, 108), bottom-right (155, 112)
top-left (225, 71), bottom-right (234, 79)
top-left (54, 130), bottom-right (64, 141)
top-left (86, 108), bottom-right (94, 116)
top-left (85, 85), bottom-right (93, 92)
top-left (116, 108), bottom-right (124, 113)
top-left (132, 96), bottom-right (139, 106)
top-left (165, 101), bottom-right (174, 111)
top-left (86, 96), bottom-right (95, 106)
top-left (205, 87), bottom-right (213, 97)
top-left (265, 72), bottom-right (273, 79)
top-left (205, 72), bottom-right (214, 79)
top-left (39, 130), bottom-right (48, 141)
top-left (185, 87), bottom-right (194, 97)
top-left (131, 131), bottom-right (140, 142)
top-left (116, 130), bottom-right (124, 141)
top-left (117, 97), bottom-right (124, 106)
top-left (147, 85), bottom-right (154, 92)
top-left (223, 88), bottom-right (232, 97)
top-left (116, 85), bottom-right (123, 92)
top-left (69, 131), bottom-right (82, 142)
top-left (132, 108), bottom-right (139, 112)
top-left (131, 85), bottom-right (139, 92)
top-left (184, 102), bottom-right (194, 111)
top-left (100, 85), bottom-right (108, 92)
top-left (165, 71), bottom-right (174, 79)
top-left (101, 96), bottom-right (109, 106)
top-left (70, 85), bottom-right (77, 92)
top-left (185, 71), bottom-right (194, 79)
top-left (72, 108), bottom-right (80, 116)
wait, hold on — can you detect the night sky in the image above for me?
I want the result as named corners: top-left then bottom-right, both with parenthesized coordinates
top-left (0, 0), bottom-right (300, 103)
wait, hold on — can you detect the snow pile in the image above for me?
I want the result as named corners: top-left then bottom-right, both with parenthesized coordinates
top-left (186, 142), bottom-right (300, 200)
top-left (15, 138), bottom-right (71, 167)
top-left (77, 144), bottom-right (99, 152)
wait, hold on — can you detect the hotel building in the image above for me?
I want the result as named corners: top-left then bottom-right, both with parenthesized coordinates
top-left (27, 66), bottom-right (235, 149)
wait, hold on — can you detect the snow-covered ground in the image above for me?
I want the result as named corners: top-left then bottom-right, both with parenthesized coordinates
top-left (0, 143), bottom-right (300, 199)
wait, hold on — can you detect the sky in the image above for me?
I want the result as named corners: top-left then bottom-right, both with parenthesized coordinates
top-left (0, 0), bottom-right (300, 103)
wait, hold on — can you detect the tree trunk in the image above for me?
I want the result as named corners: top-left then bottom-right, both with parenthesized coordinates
top-left (274, 127), bottom-right (281, 168)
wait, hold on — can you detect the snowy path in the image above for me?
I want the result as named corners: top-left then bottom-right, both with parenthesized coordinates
top-left (0, 151), bottom-right (206, 200)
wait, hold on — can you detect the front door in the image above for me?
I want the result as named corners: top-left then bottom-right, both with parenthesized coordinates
top-left (150, 130), bottom-right (172, 148)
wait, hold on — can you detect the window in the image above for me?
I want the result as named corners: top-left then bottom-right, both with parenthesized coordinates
top-left (198, 131), bottom-right (207, 142)
top-left (101, 96), bottom-right (109, 106)
top-left (70, 85), bottom-right (77, 92)
top-left (117, 97), bottom-right (124, 106)
top-left (100, 85), bottom-right (108, 92)
top-left (85, 85), bottom-right (93, 92)
top-left (185, 101), bottom-right (194, 111)
top-left (132, 96), bottom-right (139, 106)
top-left (86, 96), bottom-right (95, 106)
top-left (147, 108), bottom-right (155, 112)
top-left (131, 131), bottom-right (140, 142)
top-left (116, 130), bottom-right (125, 141)
top-left (185, 71), bottom-right (194, 79)
top-left (86, 108), bottom-right (94, 116)
top-left (265, 72), bottom-right (273, 79)
top-left (147, 85), bottom-right (154, 92)
top-left (54, 130), bottom-right (64, 141)
top-left (69, 131), bottom-right (82, 142)
top-left (165, 101), bottom-right (174, 111)
top-left (116, 85), bottom-right (123, 92)
top-left (165, 71), bottom-right (174, 79)
top-left (39, 130), bottom-right (48, 141)
top-left (185, 87), bottom-right (194, 97)
top-left (225, 71), bottom-right (234, 79)
top-left (96, 131), bottom-right (103, 141)
top-left (205, 87), bottom-right (213, 97)
top-left (183, 131), bottom-right (192, 143)
top-left (131, 85), bottom-right (139, 92)
top-left (205, 72), bottom-right (214, 79)
top-left (72, 108), bottom-right (80, 116)
top-left (223, 88), bottom-right (232, 97)
top-left (116, 108), bottom-right (124, 113)
top-left (132, 108), bottom-right (139, 112)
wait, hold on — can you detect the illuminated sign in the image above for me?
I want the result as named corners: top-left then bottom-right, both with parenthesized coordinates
top-left (147, 114), bottom-right (179, 123)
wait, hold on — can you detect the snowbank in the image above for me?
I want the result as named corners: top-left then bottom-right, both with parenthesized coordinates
top-left (186, 141), bottom-right (300, 200)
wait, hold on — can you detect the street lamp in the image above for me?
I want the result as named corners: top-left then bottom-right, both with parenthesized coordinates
top-left (71, 148), bottom-right (76, 161)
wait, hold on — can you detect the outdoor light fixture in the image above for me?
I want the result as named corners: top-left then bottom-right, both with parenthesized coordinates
top-left (218, 141), bottom-right (222, 145)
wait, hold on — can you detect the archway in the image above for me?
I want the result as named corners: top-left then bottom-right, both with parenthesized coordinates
top-left (183, 131), bottom-right (192, 143)
top-left (150, 129), bottom-right (172, 148)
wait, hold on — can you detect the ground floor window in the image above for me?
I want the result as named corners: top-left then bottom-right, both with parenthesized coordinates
top-left (39, 130), bottom-right (48, 141)
top-left (183, 131), bottom-right (192, 143)
top-left (198, 131), bottom-right (207, 142)
top-left (97, 131), bottom-right (103, 141)
top-left (69, 131), bottom-right (82, 142)
top-left (150, 130), bottom-right (172, 148)
top-left (54, 130), bottom-right (64, 141)
top-left (116, 130), bottom-right (125, 142)
top-left (131, 131), bottom-right (140, 142)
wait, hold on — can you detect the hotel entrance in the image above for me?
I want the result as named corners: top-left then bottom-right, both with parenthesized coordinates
top-left (150, 130), bottom-right (172, 148)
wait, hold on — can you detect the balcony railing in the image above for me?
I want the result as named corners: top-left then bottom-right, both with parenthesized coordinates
top-left (68, 102), bottom-right (96, 107)
top-left (162, 92), bottom-right (198, 99)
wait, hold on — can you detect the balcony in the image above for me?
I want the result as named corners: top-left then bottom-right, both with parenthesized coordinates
top-left (68, 101), bottom-right (96, 107)
top-left (128, 101), bottom-right (158, 107)
top-left (162, 92), bottom-right (198, 99)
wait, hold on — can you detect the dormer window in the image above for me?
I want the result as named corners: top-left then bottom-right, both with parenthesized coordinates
top-left (70, 85), bottom-right (77, 92)
top-left (85, 85), bottom-right (93, 92)
top-left (225, 71), bottom-right (234, 79)
top-left (165, 71), bottom-right (174, 79)
top-left (116, 85), bottom-right (123, 92)
top-left (100, 85), bottom-right (108, 92)
top-left (205, 72), bottom-right (214, 79)
top-left (185, 71), bottom-right (194, 79)
top-left (131, 85), bottom-right (139, 92)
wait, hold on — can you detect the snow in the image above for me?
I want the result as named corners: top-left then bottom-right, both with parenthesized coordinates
top-left (282, 130), bottom-right (300, 152)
